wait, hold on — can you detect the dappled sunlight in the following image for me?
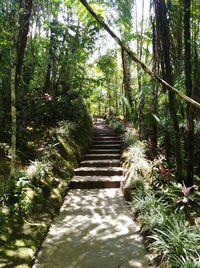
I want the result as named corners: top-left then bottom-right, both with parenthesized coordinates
top-left (34, 189), bottom-right (151, 268)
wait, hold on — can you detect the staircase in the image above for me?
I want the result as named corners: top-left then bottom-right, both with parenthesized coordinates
top-left (70, 123), bottom-right (124, 189)
top-left (33, 123), bottom-right (151, 268)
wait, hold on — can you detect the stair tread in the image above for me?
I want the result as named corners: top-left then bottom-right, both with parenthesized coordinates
top-left (81, 159), bottom-right (121, 164)
top-left (91, 145), bottom-right (121, 148)
top-left (88, 149), bottom-right (120, 153)
top-left (85, 153), bottom-right (120, 156)
top-left (84, 154), bottom-right (121, 159)
top-left (75, 167), bottom-right (123, 172)
top-left (81, 159), bottom-right (120, 167)
top-left (93, 141), bottom-right (122, 144)
top-left (94, 136), bottom-right (120, 138)
top-left (71, 175), bottom-right (123, 182)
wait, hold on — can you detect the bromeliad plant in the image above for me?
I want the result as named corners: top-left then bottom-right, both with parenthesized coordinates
top-left (151, 155), bottom-right (175, 191)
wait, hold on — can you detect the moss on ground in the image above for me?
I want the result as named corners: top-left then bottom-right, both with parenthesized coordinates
top-left (0, 114), bottom-right (93, 267)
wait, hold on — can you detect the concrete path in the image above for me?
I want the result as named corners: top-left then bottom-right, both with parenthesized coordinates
top-left (33, 124), bottom-right (152, 268)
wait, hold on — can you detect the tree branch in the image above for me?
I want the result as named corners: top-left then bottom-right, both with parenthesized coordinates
top-left (79, 0), bottom-right (200, 110)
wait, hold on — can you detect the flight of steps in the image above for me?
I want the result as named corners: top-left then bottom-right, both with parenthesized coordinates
top-left (33, 122), bottom-right (152, 268)
top-left (70, 123), bottom-right (124, 189)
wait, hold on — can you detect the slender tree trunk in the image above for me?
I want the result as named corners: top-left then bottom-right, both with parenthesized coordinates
top-left (136, 0), bottom-right (144, 138)
top-left (16, 0), bottom-right (33, 88)
top-left (44, 27), bottom-right (53, 93)
top-left (9, 0), bottom-right (32, 181)
top-left (184, 0), bottom-right (194, 186)
top-left (10, 43), bottom-right (17, 182)
top-left (150, 17), bottom-right (158, 153)
top-left (121, 48), bottom-right (133, 120)
top-left (193, 60), bottom-right (200, 173)
top-left (154, 0), bottom-right (183, 178)
top-left (150, 84), bottom-right (158, 152)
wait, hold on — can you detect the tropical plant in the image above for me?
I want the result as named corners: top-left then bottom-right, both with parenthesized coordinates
top-left (123, 129), bottom-right (138, 147)
top-left (148, 213), bottom-right (200, 266)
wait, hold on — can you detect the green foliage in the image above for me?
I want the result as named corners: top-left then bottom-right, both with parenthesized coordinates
top-left (133, 193), bottom-right (168, 233)
top-left (148, 213), bottom-right (200, 267)
top-left (97, 52), bottom-right (117, 78)
top-left (123, 129), bottom-right (139, 147)
top-left (108, 119), bottom-right (126, 134)
top-left (172, 256), bottom-right (200, 268)
top-left (125, 141), bottom-right (150, 171)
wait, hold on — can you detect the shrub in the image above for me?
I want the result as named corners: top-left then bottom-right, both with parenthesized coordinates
top-left (133, 193), bottom-right (168, 233)
top-left (123, 129), bottom-right (138, 147)
top-left (148, 213), bottom-right (200, 267)
top-left (109, 119), bottom-right (126, 134)
top-left (172, 256), bottom-right (200, 268)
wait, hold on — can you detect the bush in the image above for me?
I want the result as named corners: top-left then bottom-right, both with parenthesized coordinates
top-left (119, 116), bottom-right (200, 267)
top-left (123, 129), bottom-right (138, 147)
top-left (133, 193), bottom-right (168, 233)
top-left (148, 213), bottom-right (200, 267)
top-left (109, 119), bottom-right (126, 134)
top-left (12, 116), bottom-right (93, 216)
top-left (172, 256), bottom-right (200, 268)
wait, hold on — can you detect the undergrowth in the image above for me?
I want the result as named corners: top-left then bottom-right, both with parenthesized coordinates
top-left (0, 104), bottom-right (93, 267)
top-left (113, 122), bottom-right (200, 268)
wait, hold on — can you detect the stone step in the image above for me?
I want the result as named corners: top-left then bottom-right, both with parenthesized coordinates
top-left (91, 144), bottom-right (122, 149)
top-left (80, 159), bottom-right (121, 167)
top-left (84, 154), bottom-right (121, 160)
top-left (94, 136), bottom-right (121, 141)
top-left (88, 149), bottom-right (120, 154)
top-left (95, 131), bottom-right (115, 134)
top-left (93, 140), bottom-right (122, 145)
top-left (74, 167), bottom-right (124, 176)
top-left (70, 175), bottom-right (122, 189)
top-left (95, 133), bottom-right (118, 137)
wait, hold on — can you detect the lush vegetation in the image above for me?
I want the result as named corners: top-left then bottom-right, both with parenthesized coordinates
top-left (107, 117), bottom-right (200, 267)
top-left (0, 105), bottom-right (93, 267)
top-left (0, 0), bottom-right (200, 267)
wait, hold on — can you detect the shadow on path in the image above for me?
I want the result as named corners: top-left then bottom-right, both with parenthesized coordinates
top-left (33, 189), bottom-right (151, 268)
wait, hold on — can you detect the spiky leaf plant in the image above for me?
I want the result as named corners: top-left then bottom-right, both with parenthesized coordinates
top-left (172, 255), bottom-right (200, 268)
top-left (148, 213), bottom-right (200, 267)
top-left (132, 193), bottom-right (168, 233)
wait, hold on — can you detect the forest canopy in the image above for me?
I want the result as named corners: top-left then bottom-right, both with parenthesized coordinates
top-left (1, 0), bottom-right (200, 267)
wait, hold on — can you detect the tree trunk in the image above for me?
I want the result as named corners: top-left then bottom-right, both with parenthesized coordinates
top-left (10, 0), bottom-right (32, 181)
top-left (150, 17), bottom-right (158, 153)
top-left (10, 43), bottom-right (17, 182)
top-left (150, 84), bottom-right (158, 152)
top-left (136, 0), bottom-right (144, 138)
top-left (154, 0), bottom-right (183, 178)
top-left (16, 0), bottom-right (33, 88)
top-left (121, 48), bottom-right (133, 120)
top-left (44, 24), bottom-right (54, 93)
top-left (184, 0), bottom-right (194, 186)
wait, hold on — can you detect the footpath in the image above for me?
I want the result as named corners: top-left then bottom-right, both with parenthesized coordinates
top-left (33, 124), bottom-right (151, 268)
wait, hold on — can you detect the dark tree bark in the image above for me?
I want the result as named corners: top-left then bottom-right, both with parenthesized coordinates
top-left (16, 0), bottom-right (33, 89)
top-left (10, 0), bottom-right (33, 180)
top-left (154, 0), bottom-right (183, 178)
top-left (184, 0), bottom-right (194, 186)
top-left (150, 17), bottom-right (158, 153)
